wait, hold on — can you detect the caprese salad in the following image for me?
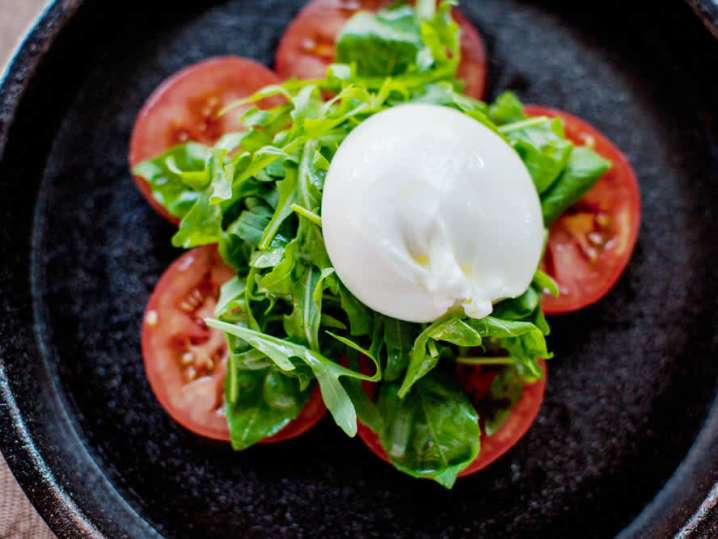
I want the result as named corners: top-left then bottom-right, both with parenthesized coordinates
top-left (132, 0), bottom-right (640, 488)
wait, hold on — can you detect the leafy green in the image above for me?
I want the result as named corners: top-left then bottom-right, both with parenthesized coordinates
top-left (398, 315), bottom-right (483, 398)
top-left (171, 192), bottom-right (222, 248)
top-left (490, 91), bottom-right (611, 224)
top-left (541, 146), bottom-right (611, 224)
top-left (336, 0), bottom-right (459, 82)
top-left (383, 317), bottom-right (416, 382)
top-left (482, 367), bottom-right (524, 436)
top-left (501, 115), bottom-right (573, 194)
top-left (224, 362), bottom-right (309, 450)
top-left (337, 6), bottom-right (425, 77)
top-left (206, 320), bottom-right (380, 437)
top-left (378, 371), bottom-right (479, 488)
top-left (132, 143), bottom-right (209, 219)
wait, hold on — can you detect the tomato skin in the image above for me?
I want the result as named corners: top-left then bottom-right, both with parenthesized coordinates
top-left (142, 246), bottom-right (326, 442)
top-left (357, 362), bottom-right (547, 478)
top-left (129, 56), bottom-right (281, 223)
top-left (275, 0), bottom-right (487, 99)
top-left (525, 106), bottom-right (641, 315)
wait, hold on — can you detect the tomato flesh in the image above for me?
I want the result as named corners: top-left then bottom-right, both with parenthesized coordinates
top-left (275, 0), bottom-right (487, 99)
top-left (142, 246), bottom-right (326, 442)
top-left (525, 106), bottom-right (641, 315)
top-left (357, 361), bottom-right (547, 477)
top-left (129, 56), bottom-right (281, 223)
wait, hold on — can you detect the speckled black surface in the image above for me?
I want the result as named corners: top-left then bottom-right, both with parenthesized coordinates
top-left (2, 0), bottom-right (718, 538)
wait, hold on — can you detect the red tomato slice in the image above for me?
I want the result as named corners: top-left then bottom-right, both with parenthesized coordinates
top-left (525, 106), bottom-right (641, 315)
top-left (142, 246), bottom-right (326, 442)
top-left (357, 362), bottom-right (547, 477)
top-left (129, 57), bottom-right (281, 223)
top-left (275, 0), bottom-right (487, 99)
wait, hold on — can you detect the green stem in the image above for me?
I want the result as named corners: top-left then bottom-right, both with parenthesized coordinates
top-left (456, 356), bottom-right (516, 366)
top-left (498, 116), bottom-right (549, 133)
top-left (291, 204), bottom-right (322, 227)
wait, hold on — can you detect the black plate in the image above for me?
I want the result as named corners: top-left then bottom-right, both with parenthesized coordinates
top-left (2, 1), bottom-right (718, 537)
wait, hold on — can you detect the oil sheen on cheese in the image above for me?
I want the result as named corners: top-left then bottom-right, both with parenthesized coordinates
top-left (321, 104), bottom-right (544, 323)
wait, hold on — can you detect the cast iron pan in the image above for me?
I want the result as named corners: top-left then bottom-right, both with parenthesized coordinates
top-left (2, 0), bottom-right (718, 537)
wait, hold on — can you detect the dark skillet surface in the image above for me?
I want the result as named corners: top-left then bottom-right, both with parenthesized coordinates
top-left (1, 0), bottom-right (718, 537)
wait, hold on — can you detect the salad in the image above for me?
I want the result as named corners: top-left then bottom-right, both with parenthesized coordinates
top-left (131, 0), bottom-right (640, 488)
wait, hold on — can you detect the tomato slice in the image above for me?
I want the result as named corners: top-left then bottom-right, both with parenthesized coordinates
top-left (142, 246), bottom-right (326, 442)
top-left (275, 0), bottom-right (487, 99)
top-left (129, 57), bottom-right (281, 223)
top-left (357, 362), bottom-right (547, 477)
top-left (525, 106), bottom-right (641, 315)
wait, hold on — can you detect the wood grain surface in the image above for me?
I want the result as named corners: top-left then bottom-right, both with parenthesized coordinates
top-left (1, 0), bottom-right (48, 67)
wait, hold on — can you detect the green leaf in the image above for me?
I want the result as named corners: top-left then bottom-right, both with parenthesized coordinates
top-left (258, 240), bottom-right (298, 297)
top-left (504, 116), bottom-right (574, 194)
top-left (469, 317), bottom-right (549, 381)
top-left (284, 265), bottom-right (334, 350)
top-left (172, 192), bottom-right (222, 248)
top-left (483, 367), bottom-right (524, 436)
top-left (541, 146), bottom-right (611, 224)
top-left (492, 287), bottom-right (541, 321)
top-left (258, 167), bottom-right (297, 250)
top-left (398, 315), bottom-right (483, 398)
top-left (205, 320), bottom-right (381, 437)
top-left (230, 202), bottom-right (274, 248)
top-left (377, 372), bottom-right (479, 488)
top-left (339, 285), bottom-right (372, 337)
top-left (224, 363), bottom-right (308, 450)
top-left (132, 143), bottom-right (210, 219)
top-left (250, 246), bottom-right (285, 269)
top-left (215, 276), bottom-right (246, 320)
top-left (337, 6), bottom-right (425, 77)
top-left (207, 148), bottom-right (233, 205)
top-left (533, 269), bottom-right (560, 298)
top-left (383, 317), bottom-right (416, 382)
top-left (488, 92), bottom-right (526, 125)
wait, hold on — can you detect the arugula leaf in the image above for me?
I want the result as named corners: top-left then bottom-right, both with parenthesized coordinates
top-left (502, 116), bottom-right (574, 194)
top-left (215, 276), bottom-right (247, 320)
top-left (132, 143), bottom-right (209, 219)
top-left (172, 192), bottom-right (222, 248)
top-left (258, 240), bottom-right (298, 297)
top-left (378, 371), bottom-right (479, 488)
top-left (205, 320), bottom-right (380, 436)
top-left (398, 315), bottom-right (484, 398)
top-left (224, 363), bottom-right (308, 450)
top-left (337, 6), bottom-right (425, 77)
top-left (533, 269), bottom-right (560, 298)
top-left (338, 285), bottom-right (372, 337)
top-left (383, 317), bottom-right (416, 382)
top-left (208, 148), bottom-right (233, 205)
top-left (283, 265), bottom-right (334, 350)
top-left (487, 92), bottom-right (526, 125)
top-left (258, 167), bottom-right (297, 250)
top-left (489, 92), bottom-right (610, 224)
top-left (228, 202), bottom-right (274, 247)
top-left (482, 367), bottom-right (524, 436)
top-left (541, 146), bottom-right (611, 224)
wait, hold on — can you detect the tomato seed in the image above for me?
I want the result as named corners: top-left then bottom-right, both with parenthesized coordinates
top-left (180, 351), bottom-right (195, 366)
top-left (185, 366), bottom-right (198, 382)
top-left (596, 213), bottom-right (610, 228)
top-left (587, 231), bottom-right (605, 247)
